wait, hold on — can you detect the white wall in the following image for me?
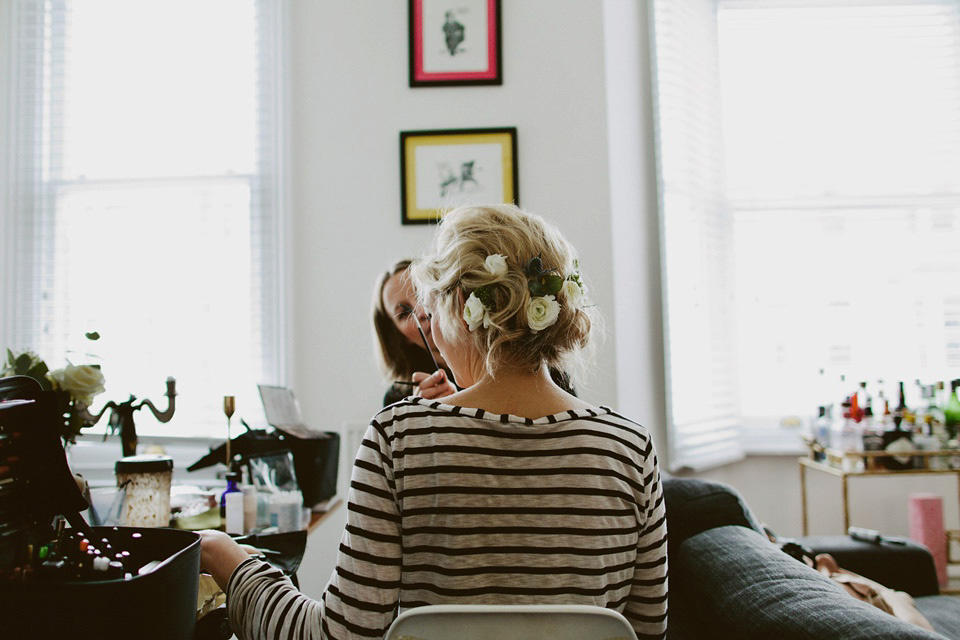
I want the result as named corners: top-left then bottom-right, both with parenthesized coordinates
top-left (0, 0), bottom-right (12, 331)
top-left (288, 0), bottom-right (617, 436)
top-left (603, 0), bottom-right (668, 458)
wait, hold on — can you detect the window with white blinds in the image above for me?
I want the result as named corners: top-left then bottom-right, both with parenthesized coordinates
top-left (650, 0), bottom-right (744, 471)
top-left (2, 0), bottom-right (287, 438)
top-left (650, 0), bottom-right (960, 470)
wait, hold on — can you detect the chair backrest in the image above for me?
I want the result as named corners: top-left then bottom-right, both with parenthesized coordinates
top-left (384, 604), bottom-right (639, 640)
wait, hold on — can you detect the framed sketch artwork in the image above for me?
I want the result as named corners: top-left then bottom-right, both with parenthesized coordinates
top-left (400, 127), bottom-right (518, 224)
top-left (408, 0), bottom-right (502, 87)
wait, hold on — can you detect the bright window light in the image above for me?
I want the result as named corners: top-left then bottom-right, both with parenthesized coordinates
top-left (718, 2), bottom-right (960, 418)
top-left (650, 0), bottom-right (960, 467)
top-left (6, 0), bottom-right (284, 438)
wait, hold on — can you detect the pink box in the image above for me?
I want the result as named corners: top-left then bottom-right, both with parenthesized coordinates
top-left (909, 493), bottom-right (947, 588)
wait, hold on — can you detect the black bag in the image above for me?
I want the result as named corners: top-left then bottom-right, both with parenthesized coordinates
top-left (274, 427), bottom-right (339, 508)
top-left (187, 428), bottom-right (339, 509)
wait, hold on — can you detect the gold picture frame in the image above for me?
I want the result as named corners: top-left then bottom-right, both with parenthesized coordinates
top-left (399, 127), bottom-right (518, 225)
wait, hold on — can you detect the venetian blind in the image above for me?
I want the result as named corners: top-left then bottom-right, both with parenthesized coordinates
top-left (650, 0), bottom-right (745, 471)
top-left (3, 0), bottom-right (287, 437)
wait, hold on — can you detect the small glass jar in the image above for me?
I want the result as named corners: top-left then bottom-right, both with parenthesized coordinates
top-left (115, 454), bottom-right (174, 527)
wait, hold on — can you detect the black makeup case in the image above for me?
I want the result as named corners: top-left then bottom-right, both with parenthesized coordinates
top-left (0, 375), bottom-right (200, 640)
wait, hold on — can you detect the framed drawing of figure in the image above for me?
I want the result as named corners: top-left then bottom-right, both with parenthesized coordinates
top-left (408, 0), bottom-right (502, 87)
top-left (400, 127), bottom-right (518, 224)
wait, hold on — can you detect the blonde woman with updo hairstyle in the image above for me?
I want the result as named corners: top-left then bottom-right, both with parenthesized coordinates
top-left (410, 204), bottom-right (593, 401)
top-left (199, 204), bottom-right (668, 640)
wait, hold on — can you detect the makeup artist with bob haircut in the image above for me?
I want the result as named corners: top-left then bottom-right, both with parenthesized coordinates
top-left (199, 203), bottom-right (668, 640)
top-left (372, 259), bottom-right (456, 406)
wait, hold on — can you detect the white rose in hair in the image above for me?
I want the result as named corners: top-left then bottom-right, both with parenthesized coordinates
top-left (463, 292), bottom-right (487, 331)
top-left (527, 295), bottom-right (561, 332)
top-left (48, 364), bottom-right (106, 405)
top-left (482, 309), bottom-right (494, 329)
top-left (484, 254), bottom-right (508, 277)
top-left (561, 280), bottom-right (585, 307)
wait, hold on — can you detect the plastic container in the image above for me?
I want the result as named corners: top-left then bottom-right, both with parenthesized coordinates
top-left (225, 492), bottom-right (244, 535)
top-left (115, 454), bottom-right (174, 527)
top-left (269, 490), bottom-right (304, 532)
top-left (242, 485), bottom-right (258, 533)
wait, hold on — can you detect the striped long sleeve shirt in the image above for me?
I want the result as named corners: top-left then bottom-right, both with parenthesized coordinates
top-left (227, 397), bottom-right (668, 640)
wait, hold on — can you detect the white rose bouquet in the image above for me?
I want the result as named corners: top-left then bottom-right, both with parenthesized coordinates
top-left (48, 364), bottom-right (106, 406)
top-left (2, 332), bottom-right (106, 443)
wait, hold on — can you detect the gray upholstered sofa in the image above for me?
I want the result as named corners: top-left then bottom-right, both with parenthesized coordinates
top-left (663, 477), bottom-right (960, 639)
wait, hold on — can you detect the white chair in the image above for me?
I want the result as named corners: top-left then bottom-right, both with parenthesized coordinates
top-left (384, 604), bottom-right (639, 640)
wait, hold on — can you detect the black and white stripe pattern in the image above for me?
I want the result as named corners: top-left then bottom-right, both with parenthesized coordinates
top-left (228, 397), bottom-right (668, 640)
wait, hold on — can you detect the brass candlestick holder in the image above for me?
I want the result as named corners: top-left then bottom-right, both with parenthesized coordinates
top-left (85, 377), bottom-right (177, 457)
top-left (224, 395), bottom-right (236, 467)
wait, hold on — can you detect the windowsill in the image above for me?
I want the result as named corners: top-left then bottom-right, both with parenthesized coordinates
top-left (741, 423), bottom-right (808, 457)
top-left (74, 430), bottom-right (223, 447)
top-left (68, 433), bottom-right (225, 488)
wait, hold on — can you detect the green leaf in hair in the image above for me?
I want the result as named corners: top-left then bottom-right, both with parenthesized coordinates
top-left (529, 274), bottom-right (564, 297)
top-left (474, 286), bottom-right (496, 311)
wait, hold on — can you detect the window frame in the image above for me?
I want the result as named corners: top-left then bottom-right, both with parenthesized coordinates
top-left (0, 0), bottom-right (293, 440)
top-left (649, 0), bottom-right (960, 468)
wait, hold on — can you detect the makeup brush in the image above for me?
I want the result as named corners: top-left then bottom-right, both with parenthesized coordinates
top-left (411, 312), bottom-right (441, 373)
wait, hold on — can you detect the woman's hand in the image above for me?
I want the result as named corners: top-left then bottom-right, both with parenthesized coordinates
top-left (199, 530), bottom-right (257, 591)
top-left (412, 369), bottom-right (456, 399)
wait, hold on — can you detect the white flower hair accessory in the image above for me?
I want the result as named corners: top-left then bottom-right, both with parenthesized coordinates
top-left (484, 254), bottom-right (508, 277)
top-left (462, 253), bottom-right (506, 331)
top-left (527, 295), bottom-right (561, 332)
top-left (463, 292), bottom-right (488, 331)
top-left (561, 279), bottom-right (585, 307)
top-left (464, 255), bottom-right (583, 333)
top-left (561, 261), bottom-right (586, 308)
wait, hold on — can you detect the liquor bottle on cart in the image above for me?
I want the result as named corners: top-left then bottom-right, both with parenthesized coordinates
top-left (945, 379), bottom-right (960, 440)
top-left (831, 393), bottom-right (864, 472)
top-left (882, 381), bottom-right (914, 470)
top-left (861, 386), bottom-right (885, 472)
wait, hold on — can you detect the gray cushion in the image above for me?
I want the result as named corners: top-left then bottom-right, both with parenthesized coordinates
top-left (916, 596), bottom-right (960, 640)
top-left (662, 477), bottom-right (765, 555)
top-left (671, 525), bottom-right (947, 640)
